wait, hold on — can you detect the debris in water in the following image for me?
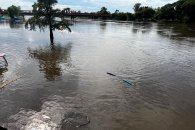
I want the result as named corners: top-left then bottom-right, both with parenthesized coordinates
top-left (0, 75), bottom-right (23, 89)
top-left (60, 112), bottom-right (90, 129)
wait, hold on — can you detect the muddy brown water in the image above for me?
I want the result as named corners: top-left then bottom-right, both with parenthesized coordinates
top-left (0, 21), bottom-right (195, 130)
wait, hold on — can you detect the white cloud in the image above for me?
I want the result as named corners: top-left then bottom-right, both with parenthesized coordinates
top-left (0, 0), bottom-right (94, 12)
top-left (0, 0), bottom-right (33, 9)
top-left (55, 4), bottom-right (95, 12)
top-left (0, 0), bottom-right (33, 10)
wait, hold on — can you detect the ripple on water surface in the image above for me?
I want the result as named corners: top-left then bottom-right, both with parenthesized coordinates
top-left (0, 21), bottom-right (195, 130)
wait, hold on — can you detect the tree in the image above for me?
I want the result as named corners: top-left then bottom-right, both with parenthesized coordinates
top-left (134, 5), bottom-right (155, 20)
top-left (140, 7), bottom-right (155, 20)
top-left (158, 4), bottom-right (176, 20)
top-left (112, 10), bottom-right (130, 21)
top-left (98, 7), bottom-right (110, 14)
top-left (112, 11), bottom-right (134, 21)
top-left (153, 7), bottom-right (161, 20)
top-left (63, 7), bottom-right (70, 13)
top-left (126, 13), bottom-right (135, 21)
top-left (182, 0), bottom-right (195, 22)
top-left (133, 3), bottom-right (141, 13)
top-left (174, 0), bottom-right (185, 21)
top-left (25, 0), bottom-right (71, 44)
top-left (0, 8), bottom-right (3, 16)
top-left (0, 8), bottom-right (2, 13)
top-left (114, 10), bottom-right (119, 14)
top-left (7, 5), bottom-right (21, 19)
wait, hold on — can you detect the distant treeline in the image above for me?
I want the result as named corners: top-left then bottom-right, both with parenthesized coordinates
top-left (0, 0), bottom-right (194, 23)
top-left (97, 0), bottom-right (195, 23)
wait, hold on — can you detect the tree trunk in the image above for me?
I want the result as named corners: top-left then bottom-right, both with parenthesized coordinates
top-left (49, 25), bottom-right (54, 44)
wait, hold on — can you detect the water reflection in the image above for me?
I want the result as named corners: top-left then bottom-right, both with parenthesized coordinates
top-left (28, 43), bottom-right (72, 81)
top-left (156, 23), bottom-right (195, 42)
top-left (9, 22), bottom-right (23, 29)
top-left (132, 22), bottom-right (153, 34)
top-left (0, 21), bottom-right (195, 130)
top-left (99, 21), bottom-right (107, 32)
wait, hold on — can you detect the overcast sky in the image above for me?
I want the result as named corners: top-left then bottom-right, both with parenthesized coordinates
top-left (0, 0), bottom-right (177, 13)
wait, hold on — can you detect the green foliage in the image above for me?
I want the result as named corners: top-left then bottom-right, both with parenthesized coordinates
top-left (63, 8), bottom-right (70, 13)
top-left (182, 0), bottom-right (195, 22)
top-left (114, 10), bottom-right (119, 14)
top-left (135, 6), bottom-right (155, 20)
top-left (98, 7), bottom-right (110, 14)
top-left (0, 8), bottom-right (3, 16)
top-left (126, 13), bottom-right (135, 21)
top-left (7, 5), bottom-right (21, 18)
top-left (133, 3), bottom-right (141, 13)
top-left (174, 0), bottom-right (185, 20)
top-left (112, 12), bottom-right (127, 21)
top-left (130, 0), bottom-right (194, 22)
top-left (25, 0), bottom-right (71, 44)
top-left (112, 12), bottom-right (134, 21)
top-left (111, 0), bottom-right (195, 22)
top-left (155, 0), bottom-right (195, 22)
top-left (158, 4), bottom-right (176, 20)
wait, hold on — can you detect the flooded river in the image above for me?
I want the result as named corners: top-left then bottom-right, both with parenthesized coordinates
top-left (0, 20), bottom-right (195, 130)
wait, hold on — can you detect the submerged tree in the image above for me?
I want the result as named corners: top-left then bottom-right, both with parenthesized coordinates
top-left (25, 0), bottom-right (71, 44)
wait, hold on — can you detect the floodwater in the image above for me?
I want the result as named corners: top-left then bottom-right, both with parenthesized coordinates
top-left (0, 20), bottom-right (195, 130)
